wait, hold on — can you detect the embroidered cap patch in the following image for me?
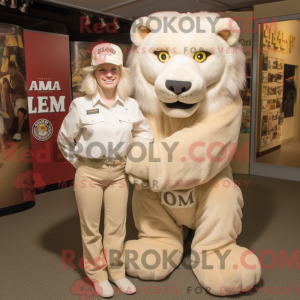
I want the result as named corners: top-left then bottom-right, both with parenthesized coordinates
top-left (86, 109), bottom-right (99, 115)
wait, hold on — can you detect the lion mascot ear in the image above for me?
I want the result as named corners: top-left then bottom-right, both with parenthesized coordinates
top-left (130, 17), bottom-right (157, 46)
top-left (215, 18), bottom-right (241, 46)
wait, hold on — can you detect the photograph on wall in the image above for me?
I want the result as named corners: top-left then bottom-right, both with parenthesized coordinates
top-left (262, 85), bottom-right (269, 97)
top-left (266, 132), bottom-right (272, 145)
top-left (268, 120), bottom-right (277, 132)
top-left (276, 86), bottom-right (283, 97)
top-left (277, 126), bottom-right (282, 142)
top-left (262, 52), bottom-right (268, 71)
top-left (267, 99), bottom-right (276, 110)
top-left (277, 59), bottom-right (283, 70)
top-left (268, 110), bottom-right (272, 121)
top-left (271, 110), bottom-right (278, 121)
top-left (262, 125), bottom-right (267, 136)
top-left (289, 35), bottom-right (296, 53)
top-left (262, 72), bottom-right (268, 83)
top-left (269, 87), bottom-right (277, 96)
top-left (272, 131), bottom-right (277, 140)
top-left (267, 121), bottom-right (272, 132)
top-left (263, 115), bottom-right (268, 123)
top-left (0, 24), bottom-right (34, 209)
top-left (263, 24), bottom-right (289, 53)
top-left (268, 57), bottom-right (277, 69)
top-left (262, 100), bottom-right (268, 111)
top-left (261, 135), bottom-right (268, 147)
top-left (276, 97), bottom-right (283, 110)
top-left (278, 112), bottom-right (284, 125)
top-left (268, 72), bottom-right (277, 83)
top-left (277, 72), bottom-right (283, 83)
top-left (272, 120), bottom-right (278, 131)
top-left (262, 115), bottom-right (268, 128)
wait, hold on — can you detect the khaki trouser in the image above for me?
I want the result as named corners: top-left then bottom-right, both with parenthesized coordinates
top-left (74, 159), bottom-right (129, 282)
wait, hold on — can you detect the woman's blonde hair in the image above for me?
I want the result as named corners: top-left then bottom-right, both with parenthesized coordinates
top-left (80, 64), bottom-right (131, 101)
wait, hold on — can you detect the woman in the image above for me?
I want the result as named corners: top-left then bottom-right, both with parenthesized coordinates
top-left (57, 43), bottom-right (153, 298)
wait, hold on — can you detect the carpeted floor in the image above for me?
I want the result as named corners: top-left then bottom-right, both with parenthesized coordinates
top-left (0, 173), bottom-right (299, 299)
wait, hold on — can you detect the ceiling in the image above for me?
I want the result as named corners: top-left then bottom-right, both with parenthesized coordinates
top-left (44, 0), bottom-right (283, 20)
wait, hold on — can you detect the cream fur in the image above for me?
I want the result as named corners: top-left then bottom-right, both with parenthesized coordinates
top-left (125, 11), bottom-right (261, 296)
top-left (128, 11), bottom-right (246, 118)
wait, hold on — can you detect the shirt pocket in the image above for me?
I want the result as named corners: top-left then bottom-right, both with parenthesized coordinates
top-left (118, 115), bottom-right (138, 124)
top-left (81, 115), bottom-right (105, 126)
top-left (118, 115), bottom-right (137, 135)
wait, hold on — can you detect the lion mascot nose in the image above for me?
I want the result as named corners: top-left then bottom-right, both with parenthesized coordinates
top-left (165, 80), bottom-right (192, 95)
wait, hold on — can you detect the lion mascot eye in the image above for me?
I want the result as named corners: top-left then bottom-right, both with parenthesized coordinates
top-left (154, 51), bottom-right (170, 63)
top-left (194, 51), bottom-right (211, 63)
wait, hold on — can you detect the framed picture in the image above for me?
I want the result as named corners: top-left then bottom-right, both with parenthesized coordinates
top-left (268, 72), bottom-right (274, 82)
top-left (267, 121), bottom-right (273, 132)
top-left (268, 111), bottom-right (273, 121)
top-left (262, 85), bottom-right (269, 97)
top-left (261, 136), bottom-right (268, 147)
top-left (277, 72), bottom-right (283, 83)
top-left (272, 120), bottom-right (278, 131)
top-left (262, 100), bottom-right (268, 111)
top-left (271, 110), bottom-right (278, 121)
top-left (278, 112), bottom-right (284, 125)
top-left (263, 115), bottom-right (268, 123)
top-left (276, 86), bottom-right (283, 97)
top-left (268, 57), bottom-right (277, 69)
top-left (262, 52), bottom-right (268, 71)
top-left (277, 126), bottom-right (282, 142)
top-left (267, 99), bottom-right (276, 110)
top-left (266, 132), bottom-right (272, 145)
top-left (269, 86), bottom-right (277, 95)
top-left (277, 59), bottom-right (284, 70)
top-left (276, 97), bottom-right (283, 110)
top-left (262, 125), bottom-right (267, 136)
top-left (262, 72), bottom-right (268, 83)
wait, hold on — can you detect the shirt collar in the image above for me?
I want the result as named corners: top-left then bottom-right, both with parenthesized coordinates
top-left (92, 92), bottom-right (127, 109)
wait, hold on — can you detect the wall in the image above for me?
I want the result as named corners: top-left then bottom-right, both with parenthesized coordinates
top-left (254, 1), bottom-right (300, 154)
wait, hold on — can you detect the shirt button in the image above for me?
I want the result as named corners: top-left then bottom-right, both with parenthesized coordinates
top-left (113, 137), bottom-right (115, 140)
top-left (128, 119), bottom-right (130, 121)
top-left (92, 120), bottom-right (94, 123)
top-left (112, 125), bottom-right (114, 127)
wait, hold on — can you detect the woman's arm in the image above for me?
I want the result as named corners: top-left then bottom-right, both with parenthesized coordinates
top-left (125, 100), bottom-right (242, 192)
top-left (57, 101), bottom-right (81, 169)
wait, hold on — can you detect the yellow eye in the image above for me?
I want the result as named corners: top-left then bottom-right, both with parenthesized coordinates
top-left (194, 51), bottom-right (210, 63)
top-left (154, 51), bottom-right (169, 63)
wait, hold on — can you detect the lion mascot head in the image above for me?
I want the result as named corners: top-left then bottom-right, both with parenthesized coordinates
top-left (127, 11), bottom-right (245, 119)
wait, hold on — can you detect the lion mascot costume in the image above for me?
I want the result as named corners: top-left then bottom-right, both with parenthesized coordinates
top-left (124, 11), bottom-right (261, 296)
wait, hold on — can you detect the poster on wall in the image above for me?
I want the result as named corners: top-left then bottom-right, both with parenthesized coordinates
top-left (259, 50), bottom-right (284, 151)
top-left (0, 24), bottom-right (40, 209)
top-left (24, 30), bottom-right (74, 188)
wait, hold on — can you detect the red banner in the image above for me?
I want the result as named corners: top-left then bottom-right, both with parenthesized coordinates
top-left (24, 30), bottom-right (74, 188)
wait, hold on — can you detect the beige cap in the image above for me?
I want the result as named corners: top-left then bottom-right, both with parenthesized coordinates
top-left (91, 43), bottom-right (123, 66)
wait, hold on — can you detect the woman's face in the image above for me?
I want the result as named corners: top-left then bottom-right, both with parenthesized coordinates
top-left (95, 63), bottom-right (120, 92)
